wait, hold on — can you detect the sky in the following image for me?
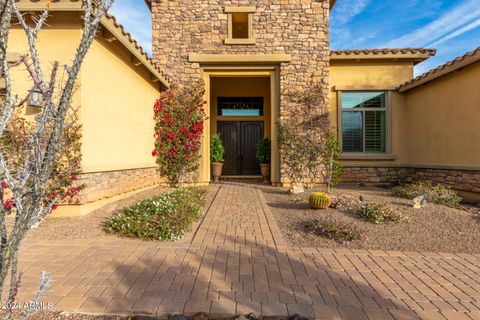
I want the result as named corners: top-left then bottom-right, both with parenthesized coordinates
top-left (110, 0), bottom-right (480, 76)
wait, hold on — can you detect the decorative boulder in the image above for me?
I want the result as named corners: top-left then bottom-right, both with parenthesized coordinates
top-left (413, 194), bottom-right (427, 209)
top-left (290, 183), bottom-right (305, 194)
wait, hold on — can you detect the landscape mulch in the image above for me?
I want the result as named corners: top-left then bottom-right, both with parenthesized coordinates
top-left (263, 185), bottom-right (480, 253)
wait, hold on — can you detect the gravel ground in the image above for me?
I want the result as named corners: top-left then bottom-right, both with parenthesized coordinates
top-left (25, 185), bottom-right (219, 243)
top-left (263, 185), bottom-right (480, 253)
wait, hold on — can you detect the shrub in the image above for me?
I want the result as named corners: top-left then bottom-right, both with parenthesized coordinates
top-left (356, 202), bottom-right (410, 224)
top-left (306, 219), bottom-right (365, 247)
top-left (308, 192), bottom-right (331, 209)
top-left (321, 132), bottom-right (343, 192)
top-left (393, 182), bottom-right (461, 207)
top-left (210, 133), bottom-right (225, 163)
top-left (152, 83), bottom-right (207, 186)
top-left (104, 188), bottom-right (206, 241)
top-left (0, 109), bottom-right (84, 210)
top-left (255, 137), bottom-right (271, 164)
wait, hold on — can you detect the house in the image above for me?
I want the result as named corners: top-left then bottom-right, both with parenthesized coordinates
top-left (3, 0), bottom-right (479, 217)
top-left (5, 0), bottom-right (170, 214)
top-left (147, 0), bottom-right (480, 198)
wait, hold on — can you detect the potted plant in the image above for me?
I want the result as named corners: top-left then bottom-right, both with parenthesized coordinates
top-left (210, 133), bottom-right (225, 183)
top-left (255, 137), bottom-right (271, 183)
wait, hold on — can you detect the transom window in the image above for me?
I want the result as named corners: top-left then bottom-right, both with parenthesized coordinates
top-left (341, 92), bottom-right (387, 153)
top-left (218, 97), bottom-right (263, 117)
top-left (225, 6), bottom-right (256, 45)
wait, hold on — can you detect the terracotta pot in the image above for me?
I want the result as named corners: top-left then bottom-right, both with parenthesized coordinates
top-left (211, 162), bottom-right (224, 183)
top-left (259, 163), bottom-right (271, 183)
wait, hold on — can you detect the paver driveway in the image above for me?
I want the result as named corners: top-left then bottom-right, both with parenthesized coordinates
top-left (16, 183), bottom-right (480, 319)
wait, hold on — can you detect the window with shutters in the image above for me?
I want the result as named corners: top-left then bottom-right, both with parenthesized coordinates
top-left (340, 92), bottom-right (387, 153)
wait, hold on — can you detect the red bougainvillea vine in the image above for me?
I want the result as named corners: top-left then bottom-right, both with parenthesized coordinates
top-left (152, 82), bottom-right (207, 186)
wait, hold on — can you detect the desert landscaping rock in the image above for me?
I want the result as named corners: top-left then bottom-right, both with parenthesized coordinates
top-left (263, 185), bottom-right (480, 253)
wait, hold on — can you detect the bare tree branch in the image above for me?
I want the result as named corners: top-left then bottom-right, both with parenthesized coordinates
top-left (0, 0), bottom-right (114, 307)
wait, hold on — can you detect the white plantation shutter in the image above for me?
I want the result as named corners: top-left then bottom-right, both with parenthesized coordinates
top-left (341, 92), bottom-right (387, 153)
top-left (364, 111), bottom-right (386, 152)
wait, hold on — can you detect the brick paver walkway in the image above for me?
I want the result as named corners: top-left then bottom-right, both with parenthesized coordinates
top-left (16, 184), bottom-right (480, 319)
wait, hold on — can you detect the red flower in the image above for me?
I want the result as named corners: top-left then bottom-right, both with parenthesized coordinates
top-left (152, 150), bottom-right (158, 157)
top-left (3, 197), bottom-right (15, 209)
top-left (1, 181), bottom-right (8, 189)
top-left (51, 204), bottom-right (58, 211)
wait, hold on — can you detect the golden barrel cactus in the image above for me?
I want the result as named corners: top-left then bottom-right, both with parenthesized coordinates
top-left (309, 192), bottom-right (332, 209)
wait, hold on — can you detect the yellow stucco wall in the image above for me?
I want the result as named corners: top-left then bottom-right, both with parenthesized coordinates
top-left (80, 36), bottom-right (162, 173)
top-left (330, 60), bottom-right (414, 166)
top-left (7, 12), bottom-right (162, 174)
top-left (403, 62), bottom-right (480, 168)
top-left (7, 13), bottom-right (82, 122)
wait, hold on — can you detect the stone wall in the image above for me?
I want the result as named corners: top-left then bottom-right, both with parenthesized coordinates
top-left (77, 167), bottom-right (162, 204)
top-left (151, 0), bottom-right (331, 184)
top-left (341, 166), bottom-right (480, 194)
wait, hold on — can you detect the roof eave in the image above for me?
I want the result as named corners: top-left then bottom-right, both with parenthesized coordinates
top-left (330, 0), bottom-right (337, 11)
top-left (15, 1), bottom-right (169, 88)
top-left (100, 15), bottom-right (170, 88)
top-left (331, 53), bottom-right (434, 65)
top-left (398, 48), bottom-right (480, 93)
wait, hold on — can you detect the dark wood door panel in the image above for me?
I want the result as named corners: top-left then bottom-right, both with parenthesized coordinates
top-left (241, 122), bottom-right (263, 175)
top-left (217, 121), bottom-right (264, 176)
top-left (218, 122), bottom-right (240, 175)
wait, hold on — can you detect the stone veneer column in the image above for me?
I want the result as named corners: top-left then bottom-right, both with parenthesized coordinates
top-left (151, 0), bottom-right (331, 185)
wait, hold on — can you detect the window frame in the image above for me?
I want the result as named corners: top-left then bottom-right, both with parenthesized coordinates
top-left (337, 90), bottom-right (392, 156)
top-left (225, 6), bottom-right (256, 45)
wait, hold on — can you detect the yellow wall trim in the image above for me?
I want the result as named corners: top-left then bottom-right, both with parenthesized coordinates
top-left (189, 54), bottom-right (292, 64)
top-left (225, 38), bottom-right (257, 45)
top-left (340, 154), bottom-right (396, 161)
top-left (333, 85), bottom-right (397, 91)
top-left (225, 6), bottom-right (256, 13)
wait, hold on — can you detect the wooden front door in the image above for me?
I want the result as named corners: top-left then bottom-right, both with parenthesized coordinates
top-left (217, 121), bottom-right (264, 175)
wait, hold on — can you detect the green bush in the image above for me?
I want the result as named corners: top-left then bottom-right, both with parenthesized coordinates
top-left (255, 137), bottom-right (271, 164)
top-left (306, 219), bottom-right (365, 247)
top-left (393, 182), bottom-right (461, 207)
top-left (104, 188), bottom-right (206, 241)
top-left (356, 202), bottom-right (410, 224)
top-left (210, 133), bottom-right (225, 163)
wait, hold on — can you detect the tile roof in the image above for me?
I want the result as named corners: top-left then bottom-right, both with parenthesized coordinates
top-left (331, 48), bottom-right (436, 56)
top-left (398, 46), bottom-right (480, 92)
top-left (15, 0), bottom-right (170, 87)
top-left (103, 13), bottom-right (171, 86)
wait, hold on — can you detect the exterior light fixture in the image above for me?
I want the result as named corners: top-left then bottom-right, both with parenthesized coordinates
top-left (28, 87), bottom-right (43, 108)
